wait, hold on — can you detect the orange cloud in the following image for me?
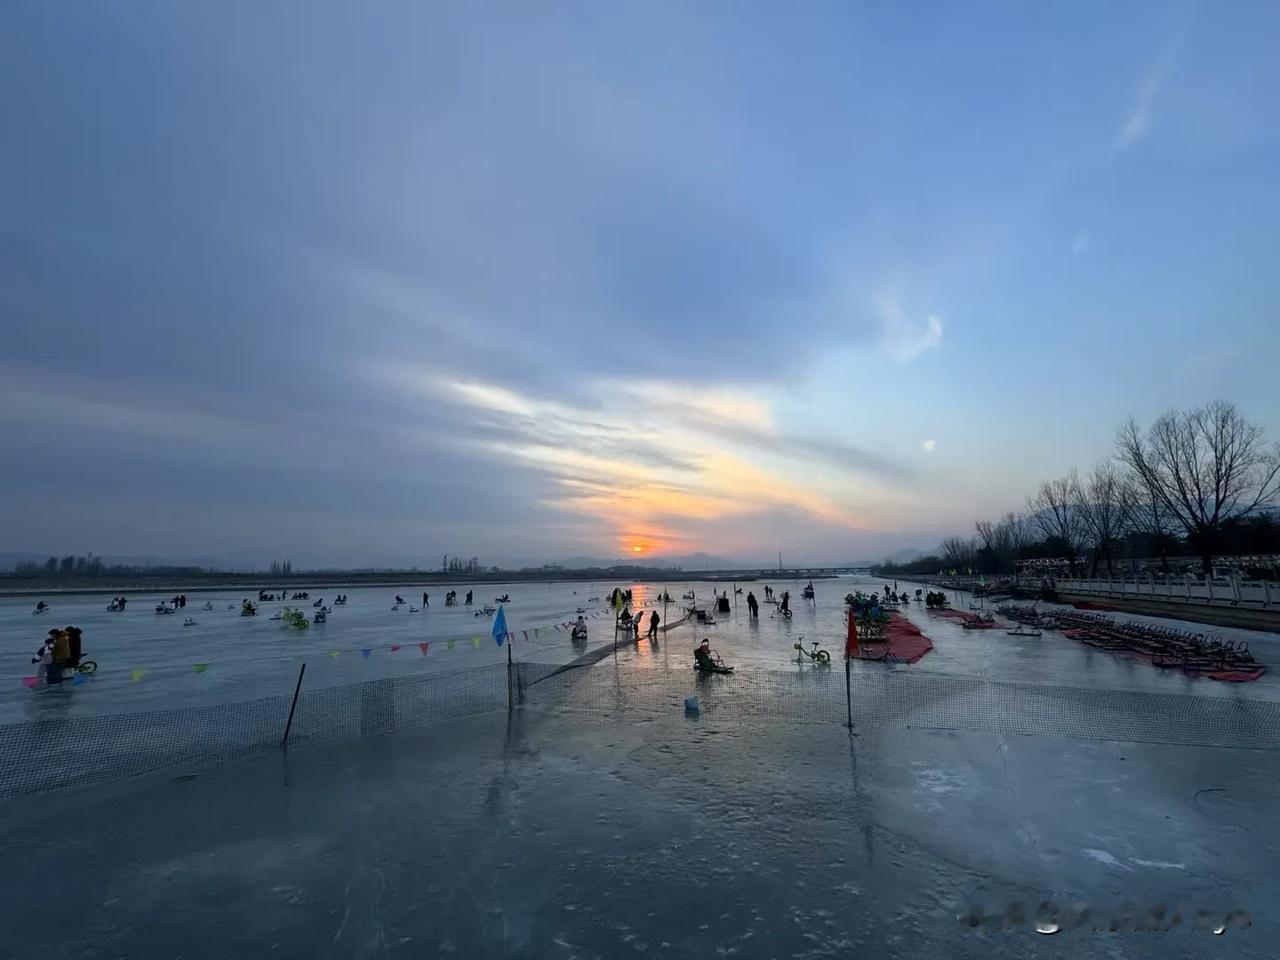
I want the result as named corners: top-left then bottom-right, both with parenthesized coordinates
top-left (400, 372), bottom-right (871, 554)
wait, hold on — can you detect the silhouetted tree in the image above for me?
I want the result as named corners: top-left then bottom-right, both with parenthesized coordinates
top-left (1073, 463), bottom-right (1129, 576)
top-left (1027, 472), bottom-right (1085, 573)
top-left (1117, 401), bottom-right (1280, 573)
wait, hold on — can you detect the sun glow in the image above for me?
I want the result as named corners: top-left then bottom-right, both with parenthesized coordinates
top-left (632, 545), bottom-right (644, 553)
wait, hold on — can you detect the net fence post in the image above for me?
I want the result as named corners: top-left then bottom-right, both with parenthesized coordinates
top-left (506, 640), bottom-right (513, 713)
top-left (281, 661), bottom-right (307, 750)
top-left (844, 655), bottom-right (852, 730)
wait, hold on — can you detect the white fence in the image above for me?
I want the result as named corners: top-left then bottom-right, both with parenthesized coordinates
top-left (1022, 574), bottom-right (1276, 610)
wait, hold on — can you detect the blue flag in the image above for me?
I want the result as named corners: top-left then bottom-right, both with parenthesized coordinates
top-left (492, 605), bottom-right (508, 647)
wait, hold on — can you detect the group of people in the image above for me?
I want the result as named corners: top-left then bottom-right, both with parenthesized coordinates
top-left (924, 590), bottom-right (949, 609)
top-left (106, 597), bottom-right (129, 612)
top-left (31, 626), bottom-right (84, 685)
top-left (257, 590), bottom-right (311, 602)
top-left (617, 604), bottom-right (660, 639)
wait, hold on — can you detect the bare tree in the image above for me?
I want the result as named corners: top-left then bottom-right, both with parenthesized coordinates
top-left (1119, 472), bottom-right (1176, 572)
top-left (1026, 471), bottom-right (1085, 572)
top-left (989, 511), bottom-right (1028, 574)
top-left (939, 535), bottom-right (977, 572)
top-left (1117, 401), bottom-right (1280, 573)
top-left (972, 514), bottom-right (1023, 573)
top-left (1003, 511), bottom-right (1029, 561)
top-left (1073, 462), bottom-right (1129, 576)
top-left (974, 519), bottom-right (997, 552)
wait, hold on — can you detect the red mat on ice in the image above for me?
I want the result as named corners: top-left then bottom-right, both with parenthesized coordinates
top-left (851, 613), bottom-right (933, 664)
top-left (1062, 631), bottom-right (1266, 682)
top-left (1208, 669), bottom-right (1267, 683)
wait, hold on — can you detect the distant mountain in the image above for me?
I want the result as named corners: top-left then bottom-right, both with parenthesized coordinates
top-left (548, 551), bottom-right (742, 571)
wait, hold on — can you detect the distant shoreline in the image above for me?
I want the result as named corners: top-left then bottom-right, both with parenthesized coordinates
top-left (0, 570), bottom-right (844, 599)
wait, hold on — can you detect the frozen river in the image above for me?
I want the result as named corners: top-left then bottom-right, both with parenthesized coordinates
top-left (3, 576), bottom-right (1279, 957)
top-left (4, 575), bottom-right (1278, 726)
top-left (3, 704), bottom-right (1276, 958)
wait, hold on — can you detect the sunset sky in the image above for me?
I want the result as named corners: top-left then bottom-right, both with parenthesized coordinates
top-left (3, 2), bottom-right (1278, 567)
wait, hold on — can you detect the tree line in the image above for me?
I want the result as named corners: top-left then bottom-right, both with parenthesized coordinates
top-left (877, 401), bottom-right (1280, 579)
top-left (10, 553), bottom-right (216, 580)
top-left (442, 555), bottom-right (482, 574)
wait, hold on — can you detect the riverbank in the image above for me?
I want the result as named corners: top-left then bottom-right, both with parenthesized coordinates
top-left (896, 576), bottom-right (1280, 634)
top-left (1055, 592), bottom-right (1280, 633)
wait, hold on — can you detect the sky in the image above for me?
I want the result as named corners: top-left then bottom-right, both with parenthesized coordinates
top-left (2, 1), bottom-right (1278, 569)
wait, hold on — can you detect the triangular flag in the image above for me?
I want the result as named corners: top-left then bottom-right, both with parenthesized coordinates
top-left (329, 650), bottom-right (340, 660)
top-left (419, 642), bottom-right (430, 656)
top-left (21, 676), bottom-right (40, 689)
top-left (192, 663), bottom-right (210, 674)
top-left (492, 605), bottom-right (508, 646)
top-left (390, 644), bottom-right (402, 652)
top-left (360, 648), bottom-right (372, 659)
top-left (447, 638), bottom-right (456, 651)
top-left (131, 668), bottom-right (146, 682)
top-left (471, 636), bottom-right (482, 649)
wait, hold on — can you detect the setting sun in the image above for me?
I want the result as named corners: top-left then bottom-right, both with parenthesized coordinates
top-left (632, 545), bottom-right (643, 553)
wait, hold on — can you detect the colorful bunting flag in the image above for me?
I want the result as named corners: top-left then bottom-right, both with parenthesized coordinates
top-left (492, 605), bottom-right (508, 647)
top-left (14, 610), bottom-right (599, 691)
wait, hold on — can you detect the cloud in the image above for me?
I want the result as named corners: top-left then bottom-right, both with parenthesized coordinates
top-left (3, 4), bottom-right (1060, 565)
top-left (613, 380), bottom-right (912, 481)
top-left (617, 381), bottom-right (776, 433)
top-left (372, 369), bottom-right (895, 550)
top-left (1071, 231), bottom-right (1089, 254)
top-left (877, 294), bottom-right (944, 361)
top-left (1118, 30), bottom-right (1186, 149)
top-left (921, 439), bottom-right (937, 452)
